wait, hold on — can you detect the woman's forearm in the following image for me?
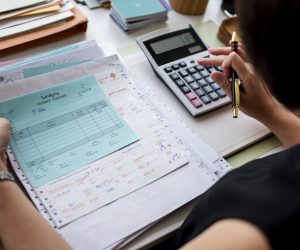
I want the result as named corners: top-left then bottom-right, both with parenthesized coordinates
top-left (0, 180), bottom-right (71, 250)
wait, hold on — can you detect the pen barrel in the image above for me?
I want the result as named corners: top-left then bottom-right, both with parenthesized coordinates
top-left (231, 70), bottom-right (237, 107)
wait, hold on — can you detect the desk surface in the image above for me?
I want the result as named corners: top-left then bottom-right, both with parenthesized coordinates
top-left (0, 1), bottom-right (282, 249)
top-left (1, 0), bottom-right (227, 61)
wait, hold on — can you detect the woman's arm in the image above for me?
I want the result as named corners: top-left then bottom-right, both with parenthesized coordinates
top-left (0, 118), bottom-right (71, 250)
top-left (181, 219), bottom-right (271, 250)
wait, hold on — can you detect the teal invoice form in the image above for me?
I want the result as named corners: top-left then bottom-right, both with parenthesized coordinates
top-left (0, 75), bottom-right (139, 187)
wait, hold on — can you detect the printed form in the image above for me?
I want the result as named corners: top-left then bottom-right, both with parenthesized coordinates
top-left (0, 56), bottom-right (189, 227)
top-left (0, 76), bottom-right (139, 187)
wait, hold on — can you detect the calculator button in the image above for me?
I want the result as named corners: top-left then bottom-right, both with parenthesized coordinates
top-left (179, 70), bottom-right (189, 77)
top-left (205, 76), bottom-right (214, 84)
top-left (216, 89), bottom-right (227, 98)
top-left (172, 64), bottom-right (180, 70)
top-left (185, 92), bottom-right (197, 101)
top-left (200, 69), bottom-right (210, 78)
top-left (197, 79), bottom-right (208, 87)
top-left (195, 65), bottom-right (204, 71)
top-left (179, 61), bottom-right (187, 68)
top-left (192, 72), bottom-right (202, 81)
top-left (189, 82), bottom-right (200, 90)
top-left (200, 95), bottom-right (212, 104)
top-left (209, 92), bottom-right (220, 101)
top-left (207, 67), bottom-right (216, 73)
top-left (184, 76), bottom-right (194, 84)
top-left (203, 85), bottom-right (214, 93)
top-left (175, 79), bottom-right (185, 87)
top-left (215, 66), bottom-right (223, 72)
top-left (194, 88), bottom-right (206, 97)
top-left (187, 67), bottom-right (197, 74)
top-left (190, 60), bottom-right (195, 64)
top-left (180, 85), bottom-right (191, 94)
top-left (211, 83), bottom-right (221, 90)
top-left (169, 73), bottom-right (180, 81)
top-left (164, 67), bottom-right (172, 73)
top-left (191, 98), bottom-right (203, 108)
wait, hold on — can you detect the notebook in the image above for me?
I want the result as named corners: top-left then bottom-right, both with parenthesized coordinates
top-left (111, 0), bottom-right (167, 23)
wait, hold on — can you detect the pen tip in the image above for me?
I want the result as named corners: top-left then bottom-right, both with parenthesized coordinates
top-left (231, 32), bottom-right (237, 42)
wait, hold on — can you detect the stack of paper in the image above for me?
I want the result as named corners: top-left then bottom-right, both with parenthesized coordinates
top-left (0, 0), bottom-right (75, 39)
top-left (110, 0), bottom-right (169, 32)
top-left (0, 41), bottom-right (230, 249)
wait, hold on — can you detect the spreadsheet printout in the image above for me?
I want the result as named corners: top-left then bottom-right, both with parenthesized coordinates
top-left (0, 75), bottom-right (139, 188)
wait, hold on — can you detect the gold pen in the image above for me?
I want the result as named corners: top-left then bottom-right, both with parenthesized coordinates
top-left (230, 32), bottom-right (240, 118)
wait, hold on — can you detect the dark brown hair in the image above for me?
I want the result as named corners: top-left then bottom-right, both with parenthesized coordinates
top-left (236, 0), bottom-right (300, 108)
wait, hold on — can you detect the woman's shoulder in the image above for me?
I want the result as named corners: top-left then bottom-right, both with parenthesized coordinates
top-left (174, 144), bottom-right (300, 249)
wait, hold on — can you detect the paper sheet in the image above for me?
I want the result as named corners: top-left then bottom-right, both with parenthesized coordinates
top-left (0, 10), bottom-right (74, 39)
top-left (0, 40), bottom-right (105, 82)
top-left (0, 2), bottom-right (74, 30)
top-left (0, 0), bottom-right (62, 21)
top-left (0, 75), bottom-right (139, 188)
top-left (0, 0), bottom-right (49, 14)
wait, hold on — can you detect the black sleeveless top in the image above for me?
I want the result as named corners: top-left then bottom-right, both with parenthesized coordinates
top-left (173, 144), bottom-right (300, 250)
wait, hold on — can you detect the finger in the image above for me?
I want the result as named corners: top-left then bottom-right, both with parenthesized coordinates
top-left (210, 71), bottom-right (232, 98)
top-left (209, 46), bottom-right (248, 62)
top-left (0, 118), bottom-right (11, 148)
top-left (197, 55), bottom-right (226, 66)
top-left (208, 47), bottom-right (231, 55)
top-left (0, 118), bottom-right (10, 165)
top-left (222, 52), bottom-right (249, 80)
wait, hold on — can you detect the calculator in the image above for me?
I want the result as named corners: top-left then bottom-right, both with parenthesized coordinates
top-left (136, 24), bottom-right (230, 116)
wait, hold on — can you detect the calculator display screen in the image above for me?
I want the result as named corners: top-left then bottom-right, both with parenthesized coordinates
top-left (150, 33), bottom-right (196, 55)
top-left (144, 27), bottom-right (207, 66)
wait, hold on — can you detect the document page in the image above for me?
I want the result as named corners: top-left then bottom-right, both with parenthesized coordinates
top-left (0, 75), bottom-right (139, 188)
top-left (0, 55), bottom-right (189, 228)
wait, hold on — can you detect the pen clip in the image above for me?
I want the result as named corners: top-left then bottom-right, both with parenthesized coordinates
top-left (232, 79), bottom-right (240, 118)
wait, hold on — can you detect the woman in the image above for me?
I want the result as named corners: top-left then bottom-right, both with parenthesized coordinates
top-left (173, 0), bottom-right (300, 249)
top-left (0, 0), bottom-right (299, 249)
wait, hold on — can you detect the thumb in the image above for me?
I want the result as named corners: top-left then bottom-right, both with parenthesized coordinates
top-left (0, 118), bottom-right (11, 150)
top-left (210, 72), bottom-right (232, 98)
top-left (0, 118), bottom-right (10, 165)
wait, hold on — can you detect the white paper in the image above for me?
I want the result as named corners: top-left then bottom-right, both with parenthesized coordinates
top-left (0, 11), bottom-right (74, 39)
top-left (1, 52), bottom-right (229, 249)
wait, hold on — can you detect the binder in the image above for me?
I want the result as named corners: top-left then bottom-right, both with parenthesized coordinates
top-left (0, 6), bottom-right (88, 57)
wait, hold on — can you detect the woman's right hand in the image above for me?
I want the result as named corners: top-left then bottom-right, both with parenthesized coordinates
top-left (198, 48), bottom-right (282, 122)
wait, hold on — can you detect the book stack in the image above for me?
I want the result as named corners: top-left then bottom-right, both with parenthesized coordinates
top-left (0, 0), bottom-right (87, 55)
top-left (74, 0), bottom-right (111, 10)
top-left (110, 0), bottom-right (169, 32)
